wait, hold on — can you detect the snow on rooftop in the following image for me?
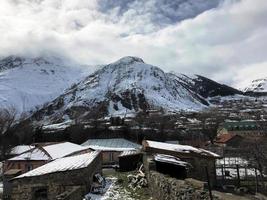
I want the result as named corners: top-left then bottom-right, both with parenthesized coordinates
top-left (82, 138), bottom-right (141, 151)
top-left (119, 150), bottom-right (139, 157)
top-left (216, 157), bottom-right (249, 166)
top-left (154, 154), bottom-right (190, 167)
top-left (9, 142), bottom-right (89, 161)
top-left (43, 142), bottom-right (89, 159)
top-left (9, 148), bottom-right (51, 161)
top-left (42, 120), bottom-right (73, 131)
top-left (15, 151), bottom-right (100, 179)
top-left (145, 140), bottom-right (220, 158)
top-left (10, 145), bottom-right (35, 155)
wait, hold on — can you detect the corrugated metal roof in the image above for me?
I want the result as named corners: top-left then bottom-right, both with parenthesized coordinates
top-left (9, 142), bottom-right (89, 161)
top-left (82, 138), bottom-right (141, 151)
top-left (14, 151), bottom-right (100, 179)
top-left (144, 140), bottom-right (220, 158)
top-left (119, 150), bottom-right (139, 157)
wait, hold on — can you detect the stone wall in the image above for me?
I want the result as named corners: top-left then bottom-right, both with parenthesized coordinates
top-left (148, 171), bottom-right (216, 200)
top-left (56, 186), bottom-right (83, 200)
top-left (9, 153), bottom-right (102, 200)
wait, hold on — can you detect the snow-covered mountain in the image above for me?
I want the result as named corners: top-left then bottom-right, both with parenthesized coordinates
top-left (30, 56), bottom-right (241, 123)
top-left (171, 74), bottom-right (243, 98)
top-left (243, 78), bottom-right (267, 93)
top-left (0, 56), bottom-right (93, 114)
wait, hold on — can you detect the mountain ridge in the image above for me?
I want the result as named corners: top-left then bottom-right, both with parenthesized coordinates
top-left (26, 56), bottom-right (243, 124)
top-left (0, 56), bottom-right (93, 114)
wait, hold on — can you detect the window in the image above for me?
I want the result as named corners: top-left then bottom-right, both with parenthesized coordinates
top-left (33, 188), bottom-right (48, 200)
top-left (109, 153), bottom-right (114, 161)
top-left (26, 164), bottom-right (33, 171)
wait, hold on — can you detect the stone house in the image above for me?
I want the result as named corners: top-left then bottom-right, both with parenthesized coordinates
top-left (3, 142), bottom-right (91, 174)
top-left (142, 140), bottom-right (220, 186)
top-left (82, 138), bottom-right (141, 166)
top-left (9, 151), bottom-right (102, 200)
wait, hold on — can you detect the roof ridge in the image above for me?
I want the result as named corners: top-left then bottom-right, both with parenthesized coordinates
top-left (35, 144), bottom-right (53, 160)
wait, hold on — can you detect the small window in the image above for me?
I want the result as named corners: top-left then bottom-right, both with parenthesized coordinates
top-left (109, 153), bottom-right (114, 162)
top-left (33, 188), bottom-right (48, 200)
top-left (26, 164), bottom-right (33, 172)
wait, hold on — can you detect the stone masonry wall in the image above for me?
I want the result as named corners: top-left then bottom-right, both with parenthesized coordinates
top-left (148, 171), bottom-right (217, 200)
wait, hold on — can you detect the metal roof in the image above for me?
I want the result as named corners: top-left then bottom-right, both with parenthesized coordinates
top-left (82, 138), bottom-right (141, 151)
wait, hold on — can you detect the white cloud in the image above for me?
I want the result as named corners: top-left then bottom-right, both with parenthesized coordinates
top-left (0, 0), bottom-right (266, 88)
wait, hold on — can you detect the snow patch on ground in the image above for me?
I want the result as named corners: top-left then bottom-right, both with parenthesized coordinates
top-left (85, 178), bottom-right (135, 200)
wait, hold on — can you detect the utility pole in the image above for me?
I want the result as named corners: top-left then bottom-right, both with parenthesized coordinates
top-left (205, 166), bottom-right (213, 200)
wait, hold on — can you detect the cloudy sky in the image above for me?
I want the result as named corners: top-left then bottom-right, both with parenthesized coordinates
top-left (0, 0), bottom-right (266, 88)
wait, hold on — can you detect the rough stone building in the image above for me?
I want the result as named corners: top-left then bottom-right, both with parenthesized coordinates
top-left (9, 151), bottom-right (102, 200)
top-left (142, 140), bottom-right (220, 186)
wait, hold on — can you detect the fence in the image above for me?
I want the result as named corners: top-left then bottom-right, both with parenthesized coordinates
top-left (215, 157), bottom-right (267, 193)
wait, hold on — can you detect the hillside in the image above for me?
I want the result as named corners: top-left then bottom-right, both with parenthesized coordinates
top-left (29, 56), bottom-right (242, 124)
top-left (0, 56), bottom-right (93, 114)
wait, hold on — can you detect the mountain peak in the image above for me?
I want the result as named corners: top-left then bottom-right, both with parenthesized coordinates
top-left (115, 56), bottom-right (145, 65)
top-left (244, 78), bottom-right (267, 93)
top-left (0, 55), bottom-right (66, 72)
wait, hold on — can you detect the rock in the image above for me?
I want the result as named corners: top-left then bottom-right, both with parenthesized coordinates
top-left (185, 178), bottom-right (205, 190)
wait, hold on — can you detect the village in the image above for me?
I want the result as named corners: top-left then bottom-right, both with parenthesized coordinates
top-left (0, 97), bottom-right (267, 200)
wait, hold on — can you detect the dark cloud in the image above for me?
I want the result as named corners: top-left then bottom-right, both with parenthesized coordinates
top-left (98, 0), bottom-right (221, 31)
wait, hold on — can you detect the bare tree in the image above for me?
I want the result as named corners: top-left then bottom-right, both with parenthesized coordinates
top-left (241, 138), bottom-right (267, 191)
top-left (0, 107), bottom-right (17, 160)
top-left (198, 107), bottom-right (225, 144)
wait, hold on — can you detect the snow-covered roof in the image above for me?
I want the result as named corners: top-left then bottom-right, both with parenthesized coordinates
top-left (154, 154), bottom-right (190, 167)
top-left (144, 140), bottom-right (220, 158)
top-left (9, 142), bottom-right (89, 161)
top-left (216, 157), bottom-right (249, 166)
top-left (15, 151), bottom-right (100, 179)
top-left (10, 145), bottom-right (35, 155)
top-left (119, 150), bottom-right (139, 157)
top-left (9, 148), bottom-right (51, 161)
top-left (82, 138), bottom-right (141, 151)
top-left (42, 120), bottom-right (73, 131)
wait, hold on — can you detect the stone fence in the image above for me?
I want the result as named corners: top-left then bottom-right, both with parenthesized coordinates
top-left (148, 171), bottom-right (219, 200)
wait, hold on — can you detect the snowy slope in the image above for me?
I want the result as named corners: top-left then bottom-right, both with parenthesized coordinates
top-left (31, 56), bottom-right (210, 123)
top-left (169, 73), bottom-right (243, 98)
top-left (243, 78), bottom-right (267, 93)
top-left (0, 56), bottom-right (93, 114)
top-left (12, 56), bottom-right (242, 125)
